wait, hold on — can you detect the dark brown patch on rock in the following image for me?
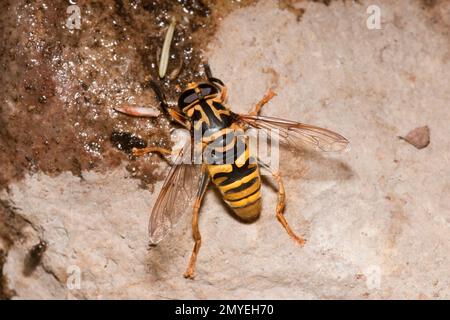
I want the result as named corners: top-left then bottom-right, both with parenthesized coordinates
top-left (0, 200), bottom-right (28, 299)
top-left (421, 0), bottom-right (438, 9)
top-left (0, 0), bottom-right (255, 190)
top-left (23, 240), bottom-right (48, 277)
top-left (0, 249), bottom-right (15, 300)
top-left (278, 0), bottom-right (361, 22)
top-left (279, 0), bottom-right (306, 21)
top-left (110, 131), bottom-right (147, 153)
top-left (417, 0), bottom-right (450, 37)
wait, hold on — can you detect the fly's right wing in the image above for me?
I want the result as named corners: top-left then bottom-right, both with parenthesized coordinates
top-left (237, 114), bottom-right (350, 153)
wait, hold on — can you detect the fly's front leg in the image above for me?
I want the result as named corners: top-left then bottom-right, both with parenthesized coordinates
top-left (115, 104), bottom-right (190, 129)
top-left (115, 108), bottom-right (176, 158)
top-left (184, 168), bottom-right (210, 279)
top-left (259, 161), bottom-right (306, 246)
top-left (248, 89), bottom-right (277, 116)
top-left (131, 146), bottom-right (172, 157)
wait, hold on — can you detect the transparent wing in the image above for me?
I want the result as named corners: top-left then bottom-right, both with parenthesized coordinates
top-left (237, 114), bottom-right (350, 152)
top-left (149, 148), bottom-right (201, 245)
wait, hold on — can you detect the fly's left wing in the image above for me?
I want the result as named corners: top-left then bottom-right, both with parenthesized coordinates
top-left (148, 148), bottom-right (201, 245)
top-left (236, 114), bottom-right (350, 153)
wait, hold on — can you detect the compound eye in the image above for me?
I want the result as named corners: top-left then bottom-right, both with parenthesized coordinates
top-left (199, 84), bottom-right (217, 97)
top-left (178, 90), bottom-right (198, 108)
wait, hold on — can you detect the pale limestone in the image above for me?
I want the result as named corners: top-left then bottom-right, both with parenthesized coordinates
top-left (2, 0), bottom-right (449, 299)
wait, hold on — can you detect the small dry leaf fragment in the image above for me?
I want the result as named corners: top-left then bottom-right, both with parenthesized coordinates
top-left (159, 17), bottom-right (177, 79)
top-left (399, 125), bottom-right (430, 149)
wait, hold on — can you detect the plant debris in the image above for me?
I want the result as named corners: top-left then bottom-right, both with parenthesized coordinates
top-left (399, 126), bottom-right (431, 149)
top-left (159, 17), bottom-right (177, 78)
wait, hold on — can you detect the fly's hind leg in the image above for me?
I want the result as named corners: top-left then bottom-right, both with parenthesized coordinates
top-left (184, 168), bottom-right (210, 279)
top-left (248, 89), bottom-right (277, 116)
top-left (272, 171), bottom-right (306, 246)
top-left (259, 161), bottom-right (306, 246)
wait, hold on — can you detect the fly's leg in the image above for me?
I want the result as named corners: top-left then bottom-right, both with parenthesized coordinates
top-left (272, 171), bottom-right (306, 246)
top-left (184, 168), bottom-right (210, 279)
top-left (148, 80), bottom-right (190, 127)
top-left (248, 89), bottom-right (277, 116)
top-left (115, 104), bottom-right (190, 129)
top-left (131, 146), bottom-right (172, 157)
top-left (115, 80), bottom-right (175, 117)
top-left (259, 161), bottom-right (306, 246)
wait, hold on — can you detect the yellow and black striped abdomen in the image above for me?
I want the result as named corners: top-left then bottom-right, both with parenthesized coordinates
top-left (189, 96), bottom-right (262, 220)
top-left (206, 131), bottom-right (262, 220)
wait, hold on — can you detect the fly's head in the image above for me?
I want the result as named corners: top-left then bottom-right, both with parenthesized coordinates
top-left (178, 82), bottom-right (219, 117)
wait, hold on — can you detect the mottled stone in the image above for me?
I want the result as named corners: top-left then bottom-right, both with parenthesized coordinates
top-left (1, 0), bottom-right (449, 299)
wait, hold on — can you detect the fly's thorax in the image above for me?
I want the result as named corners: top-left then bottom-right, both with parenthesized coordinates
top-left (189, 99), bottom-right (234, 137)
top-left (197, 125), bottom-right (252, 166)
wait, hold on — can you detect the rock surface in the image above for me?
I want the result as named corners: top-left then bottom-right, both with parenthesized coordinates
top-left (1, 0), bottom-right (450, 299)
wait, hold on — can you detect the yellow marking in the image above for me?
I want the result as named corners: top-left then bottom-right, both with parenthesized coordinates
top-left (235, 137), bottom-right (250, 167)
top-left (207, 99), bottom-right (229, 122)
top-left (207, 163), bottom-right (233, 177)
top-left (233, 200), bottom-right (261, 220)
top-left (213, 176), bottom-right (227, 185)
top-left (227, 189), bottom-right (261, 208)
top-left (187, 82), bottom-right (197, 89)
top-left (182, 102), bottom-right (197, 113)
top-left (202, 128), bottom-right (234, 143)
top-left (202, 129), bottom-right (238, 154)
top-left (195, 104), bottom-right (210, 127)
top-left (168, 109), bottom-right (187, 127)
top-left (186, 108), bottom-right (195, 117)
top-left (213, 135), bottom-right (237, 153)
top-left (194, 119), bottom-right (203, 131)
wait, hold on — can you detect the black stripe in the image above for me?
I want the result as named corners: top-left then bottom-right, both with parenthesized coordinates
top-left (227, 185), bottom-right (261, 203)
top-left (191, 99), bottom-right (234, 140)
top-left (213, 158), bottom-right (257, 186)
top-left (202, 100), bottom-right (224, 130)
top-left (212, 100), bottom-right (227, 111)
top-left (225, 177), bottom-right (258, 194)
top-left (212, 130), bottom-right (235, 150)
top-left (204, 129), bottom-right (248, 165)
